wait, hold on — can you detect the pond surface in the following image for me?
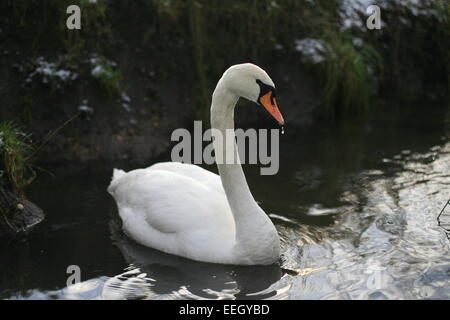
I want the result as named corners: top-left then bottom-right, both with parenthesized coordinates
top-left (1, 101), bottom-right (449, 300)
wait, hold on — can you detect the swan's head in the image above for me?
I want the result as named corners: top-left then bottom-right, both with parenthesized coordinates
top-left (219, 63), bottom-right (285, 126)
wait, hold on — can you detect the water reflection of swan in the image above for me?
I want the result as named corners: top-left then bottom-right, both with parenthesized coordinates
top-left (103, 233), bottom-right (283, 299)
top-left (107, 64), bottom-right (285, 265)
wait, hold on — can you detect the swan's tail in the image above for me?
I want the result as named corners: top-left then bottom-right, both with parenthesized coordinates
top-left (107, 168), bottom-right (126, 195)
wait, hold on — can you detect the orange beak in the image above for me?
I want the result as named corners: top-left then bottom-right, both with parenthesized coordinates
top-left (259, 91), bottom-right (285, 126)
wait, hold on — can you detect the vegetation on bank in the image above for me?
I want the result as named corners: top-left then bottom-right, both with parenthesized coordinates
top-left (1, 0), bottom-right (448, 123)
top-left (0, 122), bottom-right (36, 227)
top-left (0, 123), bottom-right (35, 197)
top-left (0, 122), bottom-right (46, 236)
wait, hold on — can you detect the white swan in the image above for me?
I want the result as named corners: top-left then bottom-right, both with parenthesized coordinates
top-left (108, 63), bottom-right (285, 265)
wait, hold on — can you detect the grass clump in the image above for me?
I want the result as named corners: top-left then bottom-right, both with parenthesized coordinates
top-left (91, 62), bottom-right (122, 98)
top-left (320, 32), bottom-right (381, 118)
top-left (0, 122), bottom-right (35, 196)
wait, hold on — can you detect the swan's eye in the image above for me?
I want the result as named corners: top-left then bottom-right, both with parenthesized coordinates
top-left (256, 79), bottom-right (275, 105)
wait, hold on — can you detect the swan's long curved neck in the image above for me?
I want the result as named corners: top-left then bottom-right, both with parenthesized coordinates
top-left (210, 83), bottom-right (275, 260)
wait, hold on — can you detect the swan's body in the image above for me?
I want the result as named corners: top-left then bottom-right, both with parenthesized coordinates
top-left (108, 63), bottom-right (284, 265)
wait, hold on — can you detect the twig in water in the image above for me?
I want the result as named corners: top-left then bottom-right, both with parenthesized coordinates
top-left (437, 197), bottom-right (450, 228)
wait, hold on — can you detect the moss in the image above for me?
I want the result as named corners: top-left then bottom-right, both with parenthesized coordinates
top-left (91, 62), bottom-right (122, 98)
top-left (0, 122), bottom-right (35, 196)
top-left (320, 31), bottom-right (381, 118)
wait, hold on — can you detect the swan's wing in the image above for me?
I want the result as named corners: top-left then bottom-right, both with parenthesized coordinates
top-left (146, 162), bottom-right (224, 194)
top-left (109, 168), bottom-right (234, 238)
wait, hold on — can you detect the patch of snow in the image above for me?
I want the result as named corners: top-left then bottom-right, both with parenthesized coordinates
top-left (275, 44), bottom-right (283, 50)
top-left (90, 56), bottom-right (117, 78)
top-left (122, 103), bottom-right (131, 112)
top-left (78, 105), bottom-right (94, 114)
top-left (352, 37), bottom-right (364, 48)
top-left (89, 56), bottom-right (100, 65)
top-left (121, 93), bottom-right (131, 103)
top-left (120, 93), bottom-right (132, 112)
top-left (91, 65), bottom-right (104, 77)
top-left (27, 57), bottom-right (78, 85)
top-left (78, 99), bottom-right (94, 114)
top-left (340, 0), bottom-right (370, 30)
top-left (294, 38), bottom-right (327, 64)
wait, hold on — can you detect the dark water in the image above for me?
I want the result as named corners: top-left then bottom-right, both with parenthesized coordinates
top-left (1, 101), bottom-right (449, 300)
